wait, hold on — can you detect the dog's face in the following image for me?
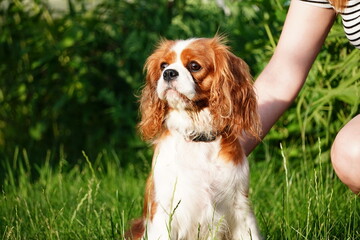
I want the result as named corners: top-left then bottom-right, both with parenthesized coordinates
top-left (139, 36), bottom-right (260, 141)
top-left (154, 38), bottom-right (217, 110)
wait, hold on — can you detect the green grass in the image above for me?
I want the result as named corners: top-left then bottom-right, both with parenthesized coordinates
top-left (250, 141), bottom-right (359, 239)
top-left (1, 143), bottom-right (359, 240)
top-left (0, 149), bottom-right (145, 240)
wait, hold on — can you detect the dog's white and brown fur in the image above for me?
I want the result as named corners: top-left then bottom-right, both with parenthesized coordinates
top-left (126, 36), bottom-right (261, 240)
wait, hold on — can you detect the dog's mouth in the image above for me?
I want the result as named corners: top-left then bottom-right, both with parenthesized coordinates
top-left (165, 88), bottom-right (184, 98)
top-left (163, 88), bottom-right (191, 109)
top-left (163, 88), bottom-right (210, 112)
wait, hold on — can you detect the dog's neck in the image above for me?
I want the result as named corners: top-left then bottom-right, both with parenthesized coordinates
top-left (187, 131), bottom-right (218, 142)
top-left (165, 108), bottom-right (219, 142)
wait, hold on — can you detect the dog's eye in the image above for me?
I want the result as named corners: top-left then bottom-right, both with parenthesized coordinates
top-left (188, 61), bottom-right (202, 72)
top-left (160, 62), bottom-right (169, 70)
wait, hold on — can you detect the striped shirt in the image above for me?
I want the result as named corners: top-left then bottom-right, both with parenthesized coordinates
top-left (300, 0), bottom-right (360, 49)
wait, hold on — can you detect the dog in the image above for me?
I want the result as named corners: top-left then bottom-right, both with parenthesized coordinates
top-left (126, 36), bottom-right (261, 240)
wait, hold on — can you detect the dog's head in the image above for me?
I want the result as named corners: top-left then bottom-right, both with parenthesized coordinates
top-left (139, 36), bottom-right (260, 141)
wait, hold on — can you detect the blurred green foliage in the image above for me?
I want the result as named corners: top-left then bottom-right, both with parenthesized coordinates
top-left (0, 0), bottom-right (358, 168)
top-left (0, 0), bottom-right (285, 163)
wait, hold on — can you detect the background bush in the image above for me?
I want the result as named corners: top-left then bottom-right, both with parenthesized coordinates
top-left (0, 0), bottom-right (359, 168)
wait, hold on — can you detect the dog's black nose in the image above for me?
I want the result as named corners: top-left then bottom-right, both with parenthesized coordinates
top-left (163, 69), bottom-right (179, 82)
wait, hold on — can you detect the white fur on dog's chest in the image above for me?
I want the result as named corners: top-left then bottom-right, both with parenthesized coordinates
top-left (154, 132), bottom-right (222, 194)
top-left (151, 131), bottom-right (250, 239)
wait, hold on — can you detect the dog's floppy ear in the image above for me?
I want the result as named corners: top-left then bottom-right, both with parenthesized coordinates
top-left (209, 37), bottom-right (260, 139)
top-left (138, 40), bottom-right (173, 141)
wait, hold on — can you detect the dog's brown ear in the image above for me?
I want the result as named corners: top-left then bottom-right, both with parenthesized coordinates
top-left (138, 80), bottom-right (166, 141)
top-left (138, 40), bottom-right (174, 141)
top-left (209, 37), bottom-right (260, 139)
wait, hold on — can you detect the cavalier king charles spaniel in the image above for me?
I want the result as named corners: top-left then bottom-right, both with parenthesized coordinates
top-left (126, 36), bottom-right (261, 240)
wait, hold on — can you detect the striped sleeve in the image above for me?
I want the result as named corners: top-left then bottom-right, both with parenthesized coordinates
top-left (299, 0), bottom-right (360, 49)
top-left (299, 0), bottom-right (333, 8)
top-left (340, 0), bottom-right (360, 48)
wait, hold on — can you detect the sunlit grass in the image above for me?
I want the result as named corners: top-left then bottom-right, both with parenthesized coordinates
top-left (1, 143), bottom-right (358, 240)
top-left (250, 139), bottom-right (359, 239)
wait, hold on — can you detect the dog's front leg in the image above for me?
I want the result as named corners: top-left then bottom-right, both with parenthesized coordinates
top-left (231, 193), bottom-right (261, 240)
top-left (144, 209), bottom-right (174, 240)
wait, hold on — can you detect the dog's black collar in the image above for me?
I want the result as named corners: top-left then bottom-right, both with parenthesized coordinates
top-left (188, 132), bottom-right (218, 142)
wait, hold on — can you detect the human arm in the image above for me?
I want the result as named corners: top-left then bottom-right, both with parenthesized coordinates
top-left (242, 0), bottom-right (336, 155)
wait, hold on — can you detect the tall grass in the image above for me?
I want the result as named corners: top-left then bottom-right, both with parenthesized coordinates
top-left (1, 149), bottom-right (145, 239)
top-left (250, 139), bottom-right (359, 239)
top-left (1, 142), bottom-right (359, 239)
